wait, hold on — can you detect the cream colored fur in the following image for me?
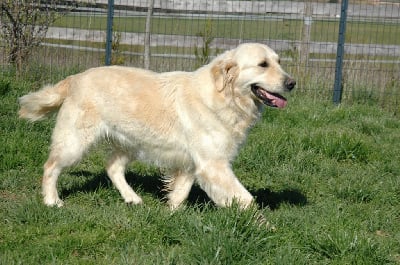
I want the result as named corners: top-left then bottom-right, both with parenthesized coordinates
top-left (18, 43), bottom-right (294, 209)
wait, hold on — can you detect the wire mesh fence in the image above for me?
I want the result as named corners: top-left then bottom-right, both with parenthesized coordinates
top-left (0, 0), bottom-right (399, 110)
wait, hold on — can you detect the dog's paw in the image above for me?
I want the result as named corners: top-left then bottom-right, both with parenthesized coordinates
top-left (124, 195), bottom-right (143, 205)
top-left (254, 212), bottom-right (276, 231)
top-left (44, 197), bottom-right (64, 207)
top-left (167, 201), bottom-right (183, 211)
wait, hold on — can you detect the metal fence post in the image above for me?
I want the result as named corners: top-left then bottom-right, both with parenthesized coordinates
top-left (333, 0), bottom-right (349, 104)
top-left (105, 0), bottom-right (114, 66)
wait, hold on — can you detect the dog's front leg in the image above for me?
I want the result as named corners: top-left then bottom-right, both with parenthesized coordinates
top-left (106, 150), bottom-right (143, 205)
top-left (195, 160), bottom-right (254, 208)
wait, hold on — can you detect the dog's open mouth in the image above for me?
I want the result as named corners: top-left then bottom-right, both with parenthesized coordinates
top-left (251, 84), bottom-right (287, 108)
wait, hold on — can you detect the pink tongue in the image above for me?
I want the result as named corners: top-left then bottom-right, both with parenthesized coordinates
top-left (265, 91), bottom-right (287, 108)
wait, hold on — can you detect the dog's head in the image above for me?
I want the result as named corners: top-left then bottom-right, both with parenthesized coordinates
top-left (212, 43), bottom-right (296, 109)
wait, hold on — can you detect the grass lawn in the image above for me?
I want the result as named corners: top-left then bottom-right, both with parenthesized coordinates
top-left (1, 73), bottom-right (399, 264)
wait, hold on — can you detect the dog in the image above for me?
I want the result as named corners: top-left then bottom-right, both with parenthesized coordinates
top-left (19, 43), bottom-right (295, 209)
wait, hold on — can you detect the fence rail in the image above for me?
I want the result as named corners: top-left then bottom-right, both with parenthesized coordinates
top-left (44, 26), bottom-right (400, 56)
top-left (77, 0), bottom-right (400, 18)
top-left (1, 0), bottom-right (399, 110)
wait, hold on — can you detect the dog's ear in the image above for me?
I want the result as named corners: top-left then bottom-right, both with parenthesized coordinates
top-left (211, 59), bottom-right (238, 92)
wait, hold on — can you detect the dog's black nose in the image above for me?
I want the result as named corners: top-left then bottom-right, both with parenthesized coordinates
top-left (285, 78), bottom-right (296, 91)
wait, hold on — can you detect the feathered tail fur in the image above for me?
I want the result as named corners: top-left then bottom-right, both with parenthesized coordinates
top-left (18, 78), bottom-right (70, 121)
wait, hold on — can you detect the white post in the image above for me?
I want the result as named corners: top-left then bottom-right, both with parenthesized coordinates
top-left (144, 0), bottom-right (154, 69)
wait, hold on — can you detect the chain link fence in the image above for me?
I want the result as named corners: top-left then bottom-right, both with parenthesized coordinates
top-left (1, 0), bottom-right (399, 110)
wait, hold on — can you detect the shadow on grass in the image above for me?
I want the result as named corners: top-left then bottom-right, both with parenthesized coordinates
top-left (253, 188), bottom-right (308, 210)
top-left (62, 170), bottom-right (213, 208)
top-left (61, 170), bottom-right (307, 210)
top-left (60, 170), bottom-right (111, 198)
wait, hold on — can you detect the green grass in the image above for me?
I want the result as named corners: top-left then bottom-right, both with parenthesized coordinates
top-left (1, 74), bottom-right (400, 264)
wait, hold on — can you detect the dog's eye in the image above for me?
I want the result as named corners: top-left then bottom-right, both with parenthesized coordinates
top-left (258, 61), bottom-right (269, 68)
top-left (278, 59), bottom-right (281, 64)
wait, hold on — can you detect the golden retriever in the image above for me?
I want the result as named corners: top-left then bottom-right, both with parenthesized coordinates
top-left (19, 43), bottom-right (295, 209)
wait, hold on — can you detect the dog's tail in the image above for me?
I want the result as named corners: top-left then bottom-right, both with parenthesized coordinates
top-left (19, 78), bottom-right (70, 121)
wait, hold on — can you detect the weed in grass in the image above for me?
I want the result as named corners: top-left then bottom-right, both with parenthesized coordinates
top-left (0, 78), bottom-right (11, 95)
top-left (301, 131), bottom-right (371, 163)
top-left (305, 211), bottom-right (392, 264)
top-left (194, 18), bottom-right (214, 68)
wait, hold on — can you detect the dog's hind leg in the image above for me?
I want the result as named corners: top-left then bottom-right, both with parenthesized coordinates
top-left (164, 171), bottom-right (195, 210)
top-left (42, 103), bottom-right (98, 207)
top-left (43, 129), bottom-right (94, 207)
top-left (42, 157), bottom-right (65, 207)
top-left (106, 150), bottom-right (143, 204)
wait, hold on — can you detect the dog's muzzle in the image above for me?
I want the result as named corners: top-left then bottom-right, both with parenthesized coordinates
top-left (251, 77), bottom-right (296, 108)
top-left (251, 84), bottom-right (288, 108)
